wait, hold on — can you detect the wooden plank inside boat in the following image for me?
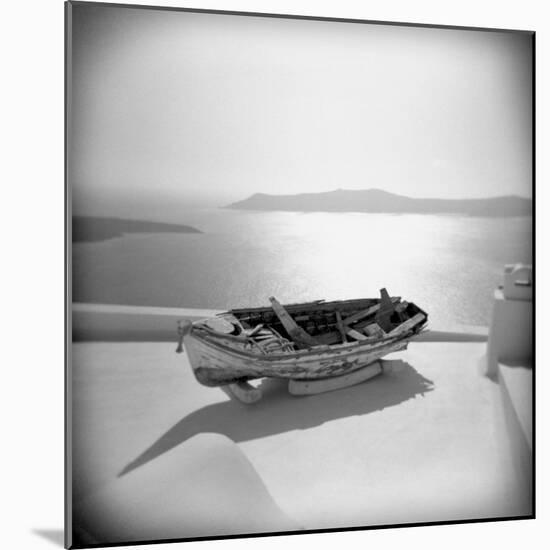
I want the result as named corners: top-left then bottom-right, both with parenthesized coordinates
top-left (375, 288), bottom-right (396, 332)
top-left (346, 328), bottom-right (368, 341)
top-left (342, 297), bottom-right (400, 327)
top-left (335, 311), bottom-right (348, 343)
top-left (364, 323), bottom-right (385, 338)
top-left (387, 313), bottom-right (426, 336)
top-left (269, 296), bottom-right (320, 348)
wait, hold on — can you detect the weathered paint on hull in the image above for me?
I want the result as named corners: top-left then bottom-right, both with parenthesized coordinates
top-left (183, 328), bottom-right (410, 387)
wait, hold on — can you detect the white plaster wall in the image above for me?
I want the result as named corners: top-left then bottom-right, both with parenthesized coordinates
top-left (486, 290), bottom-right (532, 376)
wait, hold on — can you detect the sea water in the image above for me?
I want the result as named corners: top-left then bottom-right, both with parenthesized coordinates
top-left (72, 209), bottom-right (532, 328)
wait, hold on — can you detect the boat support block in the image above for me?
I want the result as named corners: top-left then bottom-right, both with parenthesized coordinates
top-left (288, 362), bottom-right (383, 396)
top-left (221, 381), bottom-right (263, 404)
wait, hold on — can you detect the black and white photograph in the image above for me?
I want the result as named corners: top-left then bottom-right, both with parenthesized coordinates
top-left (66, 1), bottom-right (533, 547)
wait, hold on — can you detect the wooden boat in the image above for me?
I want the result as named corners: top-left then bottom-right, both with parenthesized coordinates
top-left (176, 288), bottom-right (428, 391)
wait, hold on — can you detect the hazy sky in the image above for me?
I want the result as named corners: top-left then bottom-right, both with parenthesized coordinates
top-left (69, 4), bottom-right (532, 213)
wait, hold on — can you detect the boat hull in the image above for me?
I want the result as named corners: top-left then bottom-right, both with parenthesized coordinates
top-left (182, 323), bottom-right (411, 387)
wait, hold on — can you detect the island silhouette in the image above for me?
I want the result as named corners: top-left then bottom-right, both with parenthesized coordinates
top-left (225, 188), bottom-right (531, 217)
top-left (73, 216), bottom-right (202, 243)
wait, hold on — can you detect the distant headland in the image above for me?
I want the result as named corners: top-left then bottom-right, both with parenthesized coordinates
top-left (73, 216), bottom-right (202, 243)
top-left (225, 189), bottom-right (532, 217)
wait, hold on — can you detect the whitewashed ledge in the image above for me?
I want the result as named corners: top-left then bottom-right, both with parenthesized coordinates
top-left (72, 303), bottom-right (221, 342)
top-left (497, 360), bottom-right (532, 499)
top-left (72, 302), bottom-right (488, 343)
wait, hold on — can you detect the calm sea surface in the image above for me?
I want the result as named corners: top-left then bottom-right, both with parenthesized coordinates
top-left (72, 210), bottom-right (532, 328)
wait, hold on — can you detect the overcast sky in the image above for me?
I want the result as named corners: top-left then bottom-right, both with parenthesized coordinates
top-left (69, 4), bottom-right (532, 212)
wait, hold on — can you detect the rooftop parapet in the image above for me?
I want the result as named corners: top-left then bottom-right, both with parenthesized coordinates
top-left (502, 264), bottom-right (532, 301)
top-left (486, 264), bottom-right (532, 378)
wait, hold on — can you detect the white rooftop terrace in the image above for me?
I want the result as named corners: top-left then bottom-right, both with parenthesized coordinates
top-left (68, 303), bottom-right (532, 547)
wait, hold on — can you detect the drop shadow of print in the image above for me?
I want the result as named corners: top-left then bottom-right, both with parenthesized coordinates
top-left (120, 360), bottom-right (433, 476)
top-left (32, 529), bottom-right (64, 547)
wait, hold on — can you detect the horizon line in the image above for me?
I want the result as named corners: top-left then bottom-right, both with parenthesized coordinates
top-left (236, 188), bottom-right (533, 201)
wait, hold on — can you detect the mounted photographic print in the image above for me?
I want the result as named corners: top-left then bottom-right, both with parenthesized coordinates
top-left (66, 1), bottom-right (534, 547)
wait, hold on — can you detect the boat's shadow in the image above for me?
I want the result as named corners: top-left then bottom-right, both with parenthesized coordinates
top-left (120, 360), bottom-right (433, 476)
